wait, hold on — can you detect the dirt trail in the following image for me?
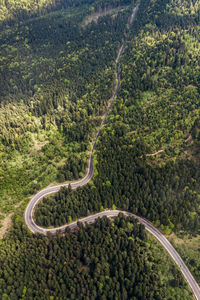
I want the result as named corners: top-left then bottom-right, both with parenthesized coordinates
top-left (146, 149), bottom-right (164, 157)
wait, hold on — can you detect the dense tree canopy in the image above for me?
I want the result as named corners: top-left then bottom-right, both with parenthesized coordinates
top-left (0, 215), bottom-right (191, 299)
top-left (0, 0), bottom-right (132, 217)
top-left (0, 0), bottom-right (199, 299)
top-left (35, 0), bottom-right (200, 235)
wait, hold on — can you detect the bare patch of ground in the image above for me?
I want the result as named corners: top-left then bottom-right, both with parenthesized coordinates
top-left (185, 134), bottom-right (193, 143)
top-left (0, 201), bottom-right (23, 238)
top-left (82, 6), bottom-right (128, 28)
top-left (146, 149), bottom-right (164, 157)
top-left (0, 213), bottom-right (13, 238)
top-left (31, 133), bottom-right (48, 152)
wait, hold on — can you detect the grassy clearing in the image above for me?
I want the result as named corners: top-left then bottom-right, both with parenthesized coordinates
top-left (168, 232), bottom-right (200, 285)
top-left (147, 234), bottom-right (194, 299)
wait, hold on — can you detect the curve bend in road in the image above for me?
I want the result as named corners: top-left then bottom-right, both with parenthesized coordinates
top-left (28, 210), bottom-right (200, 300)
top-left (25, 5), bottom-right (139, 235)
top-left (24, 5), bottom-right (200, 300)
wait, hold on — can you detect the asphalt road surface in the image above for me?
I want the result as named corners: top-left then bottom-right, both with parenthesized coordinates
top-left (25, 209), bottom-right (200, 300)
top-left (25, 5), bottom-right (139, 237)
top-left (24, 5), bottom-right (200, 300)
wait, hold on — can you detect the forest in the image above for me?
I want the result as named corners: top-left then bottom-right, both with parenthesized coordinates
top-left (34, 0), bottom-right (200, 287)
top-left (0, 215), bottom-right (192, 299)
top-left (0, 0), bottom-right (200, 298)
top-left (0, 0), bottom-right (133, 25)
top-left (0, 0), bottom-right (133, 221)
top-left (35, 0), bottom-right (200, 235)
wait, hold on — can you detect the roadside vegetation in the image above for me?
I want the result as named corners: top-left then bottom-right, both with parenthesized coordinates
top-left (0, 0), bottom-right (133, 228)
top-left (35, 0), bottom-right (200, 236)
top-left (0, 0), bottom-right (200, 298)
top-left (0, 215), bottom-right (193, 299)
top-left (34, 3), bottom-right (200, 294)
top-left (168, 232), bottom-right (200, 285)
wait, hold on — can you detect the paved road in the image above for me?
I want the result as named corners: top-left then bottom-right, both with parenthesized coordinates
top-left (25, 4), bottom-right (139, 235)
top-left (26, 209), bottom-right (200, 300)
top-left (24, 5), bottom-right (200, 300)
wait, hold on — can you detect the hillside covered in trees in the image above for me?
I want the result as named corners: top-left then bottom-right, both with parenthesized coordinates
top-left (34, 0), bottom-right (200, 286)
top-left (0, 0), bottom-right (200, 298)
top-left (0, 0), bottom-right (133, 224)
top-left (35, 0), bottom-right (200, 236)
top-left (0, 215), bottom-right (193, 299)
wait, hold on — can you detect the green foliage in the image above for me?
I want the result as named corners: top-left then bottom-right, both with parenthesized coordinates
top-left (35, 127), bottom-right (200, 232)
top-left (149, 236), bottom-right (193, 298)
top-left (0, 1), bottom-right (199, 298)
top-left (0, 215), bottom-right (192, 299)
top-left (112, 204), bottom-right (117, 210)
top-left (0, 0), bottom-right (133, 25)
top-left (0, 0), bottom-right (132, 220)
top-left (35, 0), bottom-right (200, 235)
top-left (169, 233), bottom-right (200, 284)
top-left (118, 0), bottom-right (200, 158)
top-left (100, 205), bottom-right (104, 212)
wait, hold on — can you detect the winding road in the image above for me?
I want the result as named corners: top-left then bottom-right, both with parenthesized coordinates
top-left (24, 5), bottom-right (200, 300)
